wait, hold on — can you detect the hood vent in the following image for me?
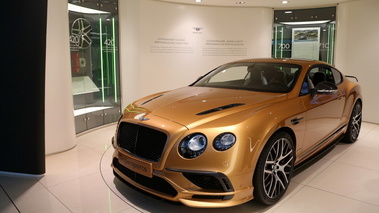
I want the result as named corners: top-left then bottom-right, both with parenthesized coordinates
top-left (141, 94), bottom-right (163, 105)
top-left (196, 103), bottom-right (245, 115)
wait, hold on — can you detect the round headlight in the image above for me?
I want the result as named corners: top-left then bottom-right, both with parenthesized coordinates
top-left (179, 134), bottom-right (207, 159)
top-left (213, 133), bottom-right (236, 151)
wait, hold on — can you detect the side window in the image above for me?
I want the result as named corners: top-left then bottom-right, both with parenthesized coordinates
top-left (300, 67), bottom-right (317, 96)
top-left (300, 80), bottom-right (310, 96)
top-left (300, 65), bottom-right (338, 96)
top-left (332, 68), bottom-right (343, 85)
top-left (324, 68), bottom-right (335, 84)
top-left (308, 66), bottom-right (336, 87)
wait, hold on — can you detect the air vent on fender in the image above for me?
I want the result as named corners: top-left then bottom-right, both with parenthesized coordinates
top-left (141, 94), bottom-right (163, 105)
top-left (196, 103), bottom-right (245, 115)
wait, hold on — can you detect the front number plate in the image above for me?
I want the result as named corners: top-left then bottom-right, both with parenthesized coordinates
top-left (119, 154), bottom-right (153, 178)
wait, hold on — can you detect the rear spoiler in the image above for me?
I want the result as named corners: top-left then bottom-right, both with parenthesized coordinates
top-left (345, 75), bottom-right (359, 82)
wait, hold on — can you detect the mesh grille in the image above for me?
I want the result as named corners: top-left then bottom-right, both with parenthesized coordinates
top-left (117, 122), bottom-right (167, 162)
top-left (183, 172), bottom-right (234, 192)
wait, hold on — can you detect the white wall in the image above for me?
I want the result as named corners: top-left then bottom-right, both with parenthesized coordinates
top-left (119, 0), bottom-right (273, 107)
top-left (42, 0), bottom-right (379, 155)
top-left (335, 0), bottom-right (379, 123)
top-left (45, 0), bottom-right (76, 154)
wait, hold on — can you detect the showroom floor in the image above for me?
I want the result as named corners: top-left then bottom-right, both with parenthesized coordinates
top-left (1, 122), bottom-right (379, 213)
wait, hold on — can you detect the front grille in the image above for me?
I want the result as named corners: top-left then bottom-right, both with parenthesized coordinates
top-left (117, 122), bottom-right (167, 162)
top-left (113, 158), bottom-right (178, 197)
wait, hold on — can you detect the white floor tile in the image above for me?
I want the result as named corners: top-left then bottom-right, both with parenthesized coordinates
top-left (370, 124), bottom-right (379, 134)
top-left (322, 142), bottom-right (354, 161)
top-left (0, 174), bottom-right (70, 213)
top-left (359, 122), bottom-right (378, 137)
top-left (0, 184), bottom-right (19, 213)
top-left (48, 172), bottom-right (132, 213)
top-left (292, 158), bottom-right (333, 185)
top-left (337, 145), bottom-right (379, 171)
top-left (273, 186), bottom-right (379, 213)
top-left (308, 162), bottom-right (379, 206)
top-left (41, 147), bottom-right (103, 187)
top-left (357, 132), bottom-right (379, 150)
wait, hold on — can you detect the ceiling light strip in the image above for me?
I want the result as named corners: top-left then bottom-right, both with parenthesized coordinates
top-left (112, 18), bottom-right (118, 103)
top-left (280, 27), bottom-right (284, 58)
top-left (99, 18), bottom-right (105, 103)
top-left (68, 3), bottom-right (110, 14)
top-left (280, 20), bottom-right (331, 25)
top-left (331, 23), bottom-right (335, 65)
top-left (274, 26), bottom-right (278, 58)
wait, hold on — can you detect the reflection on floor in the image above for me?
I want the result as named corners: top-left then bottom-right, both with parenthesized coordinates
top-left (1, 122), bottom-right (379, 213)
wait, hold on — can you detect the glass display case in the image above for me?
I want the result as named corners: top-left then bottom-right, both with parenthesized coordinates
top-left (272, 7), bottom-right (336, 65)
top-left (68, 0), bottom-right (121, 133)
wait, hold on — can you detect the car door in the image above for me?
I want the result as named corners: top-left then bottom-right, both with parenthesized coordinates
top-left (299, 65), bottom-right (346, 156)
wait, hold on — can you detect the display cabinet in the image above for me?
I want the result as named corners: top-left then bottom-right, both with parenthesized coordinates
top-left (68, 0), bottom-right (121, 134)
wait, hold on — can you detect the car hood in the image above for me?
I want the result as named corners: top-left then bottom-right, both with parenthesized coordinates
top-left (130, 86), bottom-right (287, 129)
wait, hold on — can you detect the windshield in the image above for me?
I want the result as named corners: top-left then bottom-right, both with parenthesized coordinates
top-left (192, 62), bottom-right (302, 93)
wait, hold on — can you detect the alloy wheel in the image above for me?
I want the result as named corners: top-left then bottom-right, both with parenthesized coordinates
top-left (351, 103), bottom-right (362, 141)
top-left (263, 138), bottom-right (293, 199)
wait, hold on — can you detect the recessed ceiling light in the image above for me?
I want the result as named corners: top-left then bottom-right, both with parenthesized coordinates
top-left (282, 1), bottom-right (289, 4)
top-left (195, 0), bottom-right (202, 3)
top-left (236, 1), bottom-right (245, 4)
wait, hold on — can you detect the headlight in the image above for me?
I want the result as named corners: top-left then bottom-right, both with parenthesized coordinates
top-left (179, 133), bottom-right (207, 159)
top-left (213, 133), bottom-right (236, 151)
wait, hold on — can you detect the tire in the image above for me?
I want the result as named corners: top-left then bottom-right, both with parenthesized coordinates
top-left (253, 132), bottom-right (294, 205)
top-left (342, 101), bottom-right (362, 143)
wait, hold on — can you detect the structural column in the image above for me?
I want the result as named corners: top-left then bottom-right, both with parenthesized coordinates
top-left (0, 0), bottom-right (48, 174)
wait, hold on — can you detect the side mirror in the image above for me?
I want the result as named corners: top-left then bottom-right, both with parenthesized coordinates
top-left (311, 82), bottom-right (338, 98)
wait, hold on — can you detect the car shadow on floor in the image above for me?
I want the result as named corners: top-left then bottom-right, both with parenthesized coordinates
top-left (112, 175), bottom-right (274, 213)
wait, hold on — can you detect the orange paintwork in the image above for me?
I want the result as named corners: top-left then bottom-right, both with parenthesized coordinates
top-left (112, 58), bottom-right (362, 208)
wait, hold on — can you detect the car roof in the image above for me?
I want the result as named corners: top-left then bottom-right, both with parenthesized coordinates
top-left (229, 58), bottom-right (332, 68)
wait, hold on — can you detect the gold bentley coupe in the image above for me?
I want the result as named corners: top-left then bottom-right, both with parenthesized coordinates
top-left (111, 58), bottom-right (362, 207)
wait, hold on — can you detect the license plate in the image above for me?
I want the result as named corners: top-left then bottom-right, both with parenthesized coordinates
top-left (119, 154), bottom-right (153, 178)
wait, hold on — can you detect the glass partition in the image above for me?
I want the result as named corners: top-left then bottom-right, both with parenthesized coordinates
top-left (272, 7), bottom-right (336, 65)
top-left (68, 0), bottom-right (121, 133)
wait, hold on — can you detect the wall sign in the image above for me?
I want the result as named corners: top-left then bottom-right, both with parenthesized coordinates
top-left (291, 27), bottom-right (320, 60)
top-left (202, 39), bottom-right (247, 56)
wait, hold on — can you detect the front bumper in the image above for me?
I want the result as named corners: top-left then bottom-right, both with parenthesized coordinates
top-left (111, 150), bottom-right (254, 208)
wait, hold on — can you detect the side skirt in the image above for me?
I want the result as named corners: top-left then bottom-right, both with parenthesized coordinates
top-left (297, 124), bottom-right (347, 162)
top-left (294, 134), bottom-right (344, 175)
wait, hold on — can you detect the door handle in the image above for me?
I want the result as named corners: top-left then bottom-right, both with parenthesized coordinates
top-left (291, 117), bottom-right (304, 125)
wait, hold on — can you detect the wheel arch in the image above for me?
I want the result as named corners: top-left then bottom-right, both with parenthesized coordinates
top-left (278, 127), bottom-right (296, 144)
top-left (355, 98), bottom-right (363, 109)
top-left (251, 126), bottom-right (296, 177)
top-left (273, 127), bottom-right (297, 158)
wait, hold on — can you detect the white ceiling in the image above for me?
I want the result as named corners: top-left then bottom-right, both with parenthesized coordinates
top-left (155, 0), bottom-right (359, 9)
